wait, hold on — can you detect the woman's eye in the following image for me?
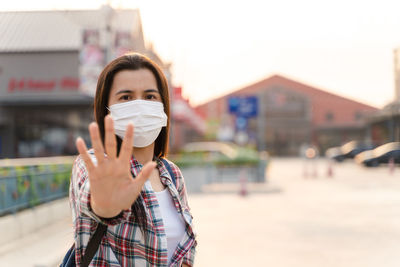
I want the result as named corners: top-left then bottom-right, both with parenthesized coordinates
top-left (119, 95), bottom-right (131, 101)
top-left (146, 94), bottom-right (157, 100)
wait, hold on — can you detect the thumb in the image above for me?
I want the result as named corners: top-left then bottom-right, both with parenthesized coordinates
top-left (125, 161), bottom-right (157, 210)
top-left (133, 161), bottom-right (157, 187)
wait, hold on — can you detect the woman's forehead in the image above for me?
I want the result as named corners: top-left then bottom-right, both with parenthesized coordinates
top-left (111, 69), bottom-right (158, 92)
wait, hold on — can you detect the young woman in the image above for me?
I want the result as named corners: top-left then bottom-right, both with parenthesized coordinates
top-left (70, 53), bottom-right (197, 266)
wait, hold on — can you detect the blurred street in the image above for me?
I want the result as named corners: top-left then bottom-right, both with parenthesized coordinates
top-left (1, 158), bottom-right (400, 267)
top-left (1, 3), bottom-right (400, 267)
top-left (193, 158), bottom-right (400, 267)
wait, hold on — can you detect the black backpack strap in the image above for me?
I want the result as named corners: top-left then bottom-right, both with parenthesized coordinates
top-left (81, 223), bottom-right (107, 267)
top-left (160, 158), bottom-right (177, 187)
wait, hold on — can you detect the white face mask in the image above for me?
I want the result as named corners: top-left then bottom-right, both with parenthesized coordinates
top-left (108, 100), bottom-right (168, 148)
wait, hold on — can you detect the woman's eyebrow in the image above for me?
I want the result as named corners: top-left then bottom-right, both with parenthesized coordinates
top-left (144, 89), bottom-right (159, 94)
top-left (115, 89), bottom-right (133, 95)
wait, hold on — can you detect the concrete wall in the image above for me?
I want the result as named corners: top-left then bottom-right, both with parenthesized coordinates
top-left (0, 198), bottom-right (70, 247)
top-left (181, 164), bottom-right (267, 194)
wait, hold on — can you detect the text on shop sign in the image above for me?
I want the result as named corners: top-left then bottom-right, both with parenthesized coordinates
top-left (7, 78), bottom-right (79, 92)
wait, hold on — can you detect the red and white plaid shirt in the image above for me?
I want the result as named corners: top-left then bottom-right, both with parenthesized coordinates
top-left (69, 152), bottom-right (197, 266)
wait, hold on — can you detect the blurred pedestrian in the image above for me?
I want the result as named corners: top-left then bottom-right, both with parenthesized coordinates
top-left (69, 53), bottom-right (196, 266)
top-left (301, 143), bottom-right (319, 178)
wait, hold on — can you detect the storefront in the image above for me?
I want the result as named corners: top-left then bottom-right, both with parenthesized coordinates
top-left (0, 51), bottom-right (93, 158)
top-left (365, 101), bottom-right (400, 146)
top-left (0, 7), bottom-right (148, 158)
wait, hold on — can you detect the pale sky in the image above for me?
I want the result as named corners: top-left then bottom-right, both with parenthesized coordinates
top-left (2, 0), bottom-right (400, 108)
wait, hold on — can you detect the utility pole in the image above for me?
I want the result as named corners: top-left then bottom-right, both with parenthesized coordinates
top-left (394, 48), bottom-right (400, 102)
top-left (101, 2), bottom-right (114, 63)
top-left (257, 91), bottom-right (267, 151)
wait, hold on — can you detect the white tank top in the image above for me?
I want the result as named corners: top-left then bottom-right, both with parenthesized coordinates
top-left (154, 188), bottom-right (186, 264)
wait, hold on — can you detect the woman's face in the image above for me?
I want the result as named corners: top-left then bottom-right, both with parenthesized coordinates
top-left (108, 68), bottom-right (162, 107)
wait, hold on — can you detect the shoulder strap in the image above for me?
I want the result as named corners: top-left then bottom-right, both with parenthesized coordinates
top-left (160, 158), bottom-right (177, 187)
top-left (81, 223), bottom-right (107, 267)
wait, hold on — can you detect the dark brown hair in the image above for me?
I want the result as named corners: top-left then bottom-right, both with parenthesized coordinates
top-left (94, 52), bottom-right (170, 158)
top-left (93, 52), bottom-right (170, 231)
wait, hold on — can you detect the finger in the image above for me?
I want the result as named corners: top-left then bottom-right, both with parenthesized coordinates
top-left (119, 123), bottom-right (134, 164)
top-left (132, 161), bottom-right (157, 188)
top-left (104, 115), bottom-right (117, 160)
top-left (89, 122), bottom-right (105, 164)
top-left (76, 137), bottom-right (95, 172)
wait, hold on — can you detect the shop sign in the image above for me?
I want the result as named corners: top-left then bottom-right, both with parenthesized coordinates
top-left (79, 29), bottom-right (104, 96)
top-left (7, 77), bottom-right (79, 92)
top-left (113, 31), bottom-right (132, 58)
top-left (228, 96), bottom-right (258, 118)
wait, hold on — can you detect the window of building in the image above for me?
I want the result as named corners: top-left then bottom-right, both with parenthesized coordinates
top-left (325, 112), bottom-right (334, 122)
top-left (354, 111), bottom-right (362, 121)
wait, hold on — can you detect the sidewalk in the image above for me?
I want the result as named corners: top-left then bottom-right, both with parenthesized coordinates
top-left (0, 210), bottom-right (72, 266)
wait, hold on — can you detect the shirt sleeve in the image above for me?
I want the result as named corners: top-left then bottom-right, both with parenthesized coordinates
top-left (69, 154), bottom-right (132, 225)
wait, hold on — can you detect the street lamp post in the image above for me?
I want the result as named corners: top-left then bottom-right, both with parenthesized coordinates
top-left (101, 3), bottom-right (114, 64)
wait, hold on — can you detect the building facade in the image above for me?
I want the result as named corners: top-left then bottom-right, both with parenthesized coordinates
top-left (363, 47), bottom-right (400, 146)
top-left (196, 75), bottom-right (378, 156)
top-left (0, 7), bottom-right (148, 158)
top-left (170, 87), bottom-right (206, 153)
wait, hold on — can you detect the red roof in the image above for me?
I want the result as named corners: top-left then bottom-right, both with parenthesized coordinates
top-left (196, 74), bottom-right (378, 127)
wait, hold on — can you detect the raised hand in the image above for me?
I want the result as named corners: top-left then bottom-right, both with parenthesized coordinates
top-left (76, 115), bottom-right (156, 218)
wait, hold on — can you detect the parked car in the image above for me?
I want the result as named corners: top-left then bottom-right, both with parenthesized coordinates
top-left (341, 141), bottom-right (375, 159)
top-left (326, 141), bottom-right (375, 162)
top-left (326, 146), bottom-right (346, 162)
top-left (355, 142), bottom-right (400, 167)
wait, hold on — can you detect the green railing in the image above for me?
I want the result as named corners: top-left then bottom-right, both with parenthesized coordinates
top-left (0, 156), bottom-right (75, 216)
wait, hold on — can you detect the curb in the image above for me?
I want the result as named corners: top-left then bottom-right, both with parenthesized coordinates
top-left (0, 197), bottom-right (71, 247)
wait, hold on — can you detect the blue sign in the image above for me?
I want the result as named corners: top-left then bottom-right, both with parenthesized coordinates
top-left (228, 96), bottom-right (258, 118)
top-left (235, 116), bottom-right (248, 130)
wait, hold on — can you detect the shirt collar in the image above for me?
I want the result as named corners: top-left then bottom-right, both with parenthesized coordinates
top-left (157, 158), bottom-right (174, 185)
top-left (129, 156), bottom-right (173, 185)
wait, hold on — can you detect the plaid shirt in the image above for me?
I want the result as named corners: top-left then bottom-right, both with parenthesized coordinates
top-left (69, 152), bottom-right (197, 266)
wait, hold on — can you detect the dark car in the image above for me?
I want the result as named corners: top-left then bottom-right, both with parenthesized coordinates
top-left (341, 141), bottom-right (375, 159)
top-left (355, 142), bottom-right (400, 167)
top-left (326, 141), bottom-right (375, 162)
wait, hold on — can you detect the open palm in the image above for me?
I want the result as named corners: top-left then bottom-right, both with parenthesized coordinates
top-left (76, 115), bottom-right (156, 218)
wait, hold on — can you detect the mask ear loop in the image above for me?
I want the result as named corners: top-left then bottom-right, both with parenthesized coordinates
top-left (106, 107), bottom-right (113, 117)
